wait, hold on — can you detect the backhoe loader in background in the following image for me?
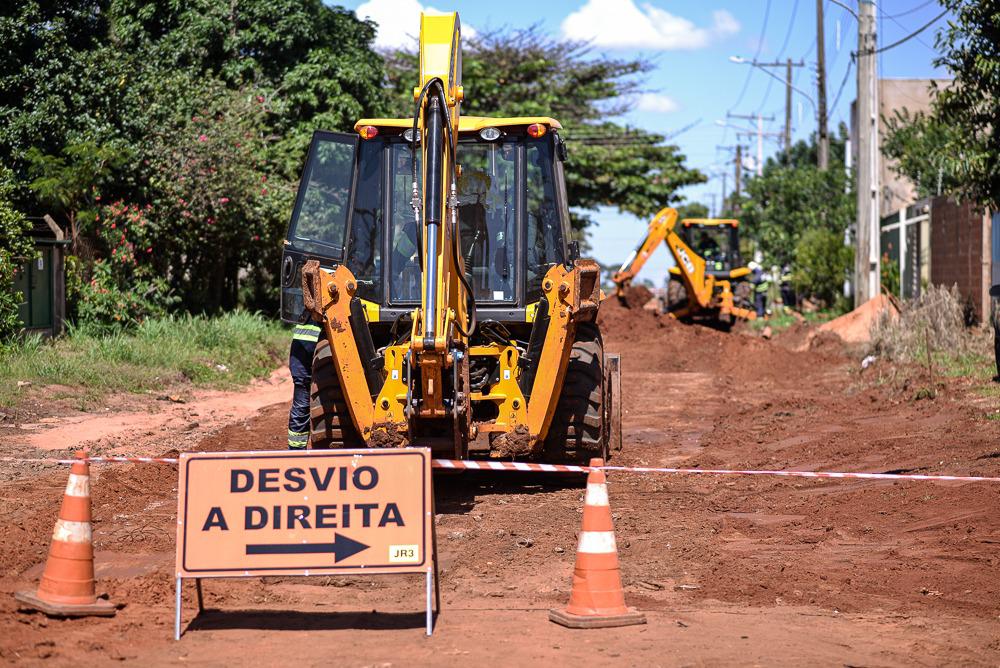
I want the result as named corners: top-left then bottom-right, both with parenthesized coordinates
top-left (612, 207), bottom-right (755, 328)
top-left (279, 12), bottom-right (620, 462)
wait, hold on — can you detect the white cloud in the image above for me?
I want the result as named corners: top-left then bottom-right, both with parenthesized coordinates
top-left (355, 0), bottom-right (476, 51)
top-left (561, 0), bottom-right (740, 50)
top-left (635, 93), bottom-right (679, 113)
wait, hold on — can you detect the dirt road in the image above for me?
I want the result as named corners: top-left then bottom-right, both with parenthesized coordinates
top-left (1, 301), bottom-right (998, 666)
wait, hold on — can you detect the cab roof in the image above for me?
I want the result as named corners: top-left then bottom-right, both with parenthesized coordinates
top-left (354, 116), bottom-right (562, 133)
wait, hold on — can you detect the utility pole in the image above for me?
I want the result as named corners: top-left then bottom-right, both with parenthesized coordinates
top-left (734, 144), bottom-right (742, 207)
top-left (855, 0), bottom-right (880, 307)
top-left (816, 0), bottom-right (829, 170)
top-left (721, 171), bottom-right (727, 213)
top-left (741, 61), bottom-right (806, 161)
top-left (728, 112), bottom-right (777, 175)
top-left (784, 58), bottom-right (793, 158)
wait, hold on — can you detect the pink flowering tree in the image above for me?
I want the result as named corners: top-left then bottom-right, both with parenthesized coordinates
top-left (150, 84), bottom-right (292, 312)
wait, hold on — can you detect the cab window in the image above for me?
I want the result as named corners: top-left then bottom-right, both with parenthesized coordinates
top-left (456, 140), bottom-right (517, 303)
top-left (346, 140), bottom-right (383, 302)
top-left (289, 133), bottom-right (357, 255)
top-left (525, 138), bottom-right (565, 302)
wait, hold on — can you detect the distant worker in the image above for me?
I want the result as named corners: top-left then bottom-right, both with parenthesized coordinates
top-left (749, 261), bottom-right (769, 318)
top-left (779, 264), bottom-right (795, 310)
top-left (286, 319), bottom-right (321, 449)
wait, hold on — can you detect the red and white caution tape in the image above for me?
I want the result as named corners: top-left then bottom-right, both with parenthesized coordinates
top-left (0, 456), bottom-right (179, 466)
top-left (432, 459), bottom-right (1000, 483)
top-left (1, 455), bottom-right (998, 484)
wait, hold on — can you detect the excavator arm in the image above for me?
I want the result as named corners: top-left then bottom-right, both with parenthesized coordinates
top-left (612, 207), bottom-right (710, 309)
top-left (611, 207), bottom-right (754, 321)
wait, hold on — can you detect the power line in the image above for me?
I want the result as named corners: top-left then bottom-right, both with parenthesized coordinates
top-left (777, 0), bottom-right (801, 57)
top-left (829, 57), bottom-right (853, 116)
top-left (883, 9), bottom-right (935, 51)
top-left (862, 8), bottom-right (947, 55)
top-left (728, 0), bottom-right (773, 112)
top-left (885, 0), bottom-right (936, 20)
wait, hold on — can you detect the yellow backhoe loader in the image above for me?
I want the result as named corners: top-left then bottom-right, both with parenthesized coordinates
top-left (279, 12), bottom-right (620, 462)
top-left (612, 207), bottom-right (755, 328)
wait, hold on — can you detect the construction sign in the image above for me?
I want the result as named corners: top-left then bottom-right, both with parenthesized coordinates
top-left (175, 448), bottom-right (432, 577)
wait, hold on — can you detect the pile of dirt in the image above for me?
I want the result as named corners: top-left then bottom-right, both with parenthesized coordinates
top-left (599, 295), bottom-right (847, 384)
top-left (818, 294), bottom-right (898, 344)
top-left (617, 284), bottom-right (654, 310)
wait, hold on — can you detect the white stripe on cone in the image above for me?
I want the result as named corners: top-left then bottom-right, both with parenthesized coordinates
top-left (584, 482), bottom-right (609, 507)
top-left (65, 473), bottom-right (90, 498)
top-left (52, 519), bottom-right (92, 543)
top-left (577, 530), bottom-right (617, 554)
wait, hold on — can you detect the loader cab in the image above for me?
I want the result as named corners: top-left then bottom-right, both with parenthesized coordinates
top-left (679, 219), bottom-right (743, 278)
top-left (281, 117), bottom-right (574, 327)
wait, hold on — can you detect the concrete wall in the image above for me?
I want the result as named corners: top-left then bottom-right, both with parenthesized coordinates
top-left (878, 79), bottom-right (950, 217)
top-left (929, 196), bottom-right (991, 322)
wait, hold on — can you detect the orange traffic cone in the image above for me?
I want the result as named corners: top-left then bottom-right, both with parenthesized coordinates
top-left (549, 458), bottom-right (645, 628)
top-left (15, 451), bottom-right (115, 617)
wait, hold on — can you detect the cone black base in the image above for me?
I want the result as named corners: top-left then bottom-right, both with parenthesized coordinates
top-left (548, 607), bottom-right (646, 629)
top-left (15, 590), bottom-right (116, 617)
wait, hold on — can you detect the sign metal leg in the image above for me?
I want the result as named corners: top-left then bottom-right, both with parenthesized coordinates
top-left (174, 577), bottom-right (182, 641)
top-left (425, 569), bottom-right (433, 636)
top-left (195, 578), bottom-right (204, 613)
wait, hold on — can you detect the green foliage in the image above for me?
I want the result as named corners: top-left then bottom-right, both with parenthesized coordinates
top-left (882, 2), bottom-right (1000, 208)
top-left (0, 311), bottom-right (287, 406)
top-left (675, 202), bottom-right (710, 220)
top-left (738, 126), bottom-right (854, 266)
top-left (383, 26), bottom-right (705, 231)
top-left (25, 140), bottom-right (128, 249)
top-left (882, 108), bottom-right (970, 198)
top-left (0, 169), bottom-right (34, 342)
top-left (881, 254), bottom-right (901, 297)
top-left (791, 228), bottom-right (853, 305)
top-left (1, 0), bottom-right (387, 320)
top-left (149, 85), bottom-right (293, 312)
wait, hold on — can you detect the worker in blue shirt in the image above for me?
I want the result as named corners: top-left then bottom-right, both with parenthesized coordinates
top-left (287, 319), bottom-right (321, 449)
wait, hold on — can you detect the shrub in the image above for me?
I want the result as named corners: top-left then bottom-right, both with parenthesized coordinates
top-left (791, 227), bottom-right (853, 305)
top-left (0, 169), bottom-right (34, 344)
top-left (868, 284), bottom-right (967, 361)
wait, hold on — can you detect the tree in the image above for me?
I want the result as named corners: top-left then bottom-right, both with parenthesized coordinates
top-left (739, 127), bottom-right (853, 262)
top-left (149, 84), bottom-right (293, 312)
top-left (882, 1), bottom-right (1000, 208)
top-left (792, 228), bottom-right (853, 305)
top-left (0, 168), bottom-right (33, 343)
top-left (737, 126), bottom-right (854, 302)
top-left (383, 26), bottom-right (705, 232)
top-left (1, 0), bottom-right (388, 319)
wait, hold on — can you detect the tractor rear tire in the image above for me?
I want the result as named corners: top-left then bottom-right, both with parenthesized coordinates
top-left (310, 339), bottom-right (364, 449)
top-left (667, 280), bottom-right (688, 313)
top-left (543, 321), bottom-right (606, 464)
top-left (733, 280), bottom-right (753, 311)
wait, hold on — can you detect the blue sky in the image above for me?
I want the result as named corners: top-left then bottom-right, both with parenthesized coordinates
top-left (337, 0), bottom-right (952, 283)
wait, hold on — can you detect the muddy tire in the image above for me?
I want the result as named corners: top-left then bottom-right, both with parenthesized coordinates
top-left (543, 321), bottom-right (606, 463)
top-left (667, 280), bottom-right (688, 312)
top-left (310, 339), bottom-right (364, 449)
top-left (733, 280), bottom-right (753, 311)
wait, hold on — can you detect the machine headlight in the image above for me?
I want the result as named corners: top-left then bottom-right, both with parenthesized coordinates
top-left (479, 127), bottom-right (502, 141)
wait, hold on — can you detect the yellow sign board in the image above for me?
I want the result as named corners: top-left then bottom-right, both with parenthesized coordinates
top-left (176, 449), bottom-right (432, 577)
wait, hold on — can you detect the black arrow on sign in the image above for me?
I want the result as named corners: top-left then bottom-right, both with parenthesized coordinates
top-left (246, 533), bottom-right (369, 563)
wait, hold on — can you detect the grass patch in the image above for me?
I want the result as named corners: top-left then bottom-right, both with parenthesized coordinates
top-left (748, 309), bottom-right (838, 333)
top-left (1, 311), bottom-right (287, 407)
top-left (932, 350), bottom-right (993, 381)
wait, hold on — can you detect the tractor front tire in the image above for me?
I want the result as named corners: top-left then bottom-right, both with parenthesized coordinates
top-left (544, 321), bottom-right (606, 463)
top-left (310, 339), bottom-right (364, 449)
